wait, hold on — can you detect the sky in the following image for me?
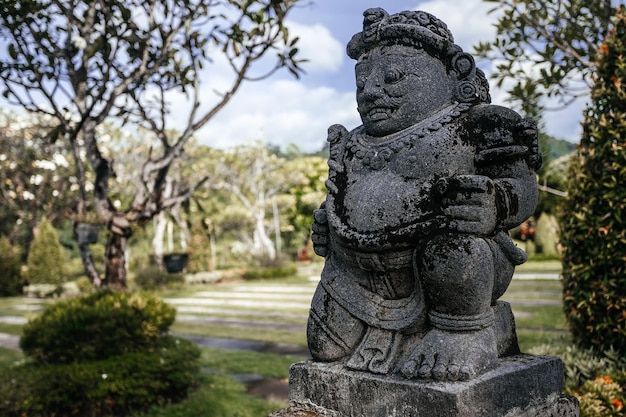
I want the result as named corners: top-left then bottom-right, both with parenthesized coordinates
top-left (180, 0), bottom-right (588, 153)
top-left (0, 0), bottom-right (584, 153)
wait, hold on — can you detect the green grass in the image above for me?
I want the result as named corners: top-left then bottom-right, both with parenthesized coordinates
top-left (0, 323), bottom-right (24, 335)
top-left (131, 373), bottom-right (283, 417)
top-left (0, 264), bottom-right (576, 417)
top-left (0, 347), bottom-right (23, 368)
top-left (517, 330), bottom-right (570, 352)
top-left (170, 323), bottom-right (307, 346)
top-left (513, 304), bottom-right (567, 330)
top-left (199, 347), bottom-right (300, 378)
top-left (515, 260), bottom-right (562, 273)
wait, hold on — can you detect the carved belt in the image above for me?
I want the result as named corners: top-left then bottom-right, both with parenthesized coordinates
top-left (332, 244), bottom-right (415, 272)
top-left (321, 252), bottom-right (426, 333)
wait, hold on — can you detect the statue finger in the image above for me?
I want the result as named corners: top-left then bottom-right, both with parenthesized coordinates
top-left (450, 174), bottom-right (492, 192)
top-left (313, 208), bottom-right (328, 224)
top-left (311, 221), bottom-right (329, 234)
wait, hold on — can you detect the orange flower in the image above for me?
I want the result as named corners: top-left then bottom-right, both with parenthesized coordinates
top-left (612, 398), bottom-right (623, 410)
top-left (599, 42), bottom-right (609, 55)
top-left (595, 375), bottom-right (614, 384)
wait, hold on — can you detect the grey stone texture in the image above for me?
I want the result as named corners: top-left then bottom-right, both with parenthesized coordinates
top-left (276, 7), bottom-right (581, 417)
top-left (281, 357), bottom-right (579, 417)
top-left (309, 6), bottom-right (542, 383)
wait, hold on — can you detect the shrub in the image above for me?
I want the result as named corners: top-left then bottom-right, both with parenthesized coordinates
top-left (20, 290), bottom-right (176, 364)
top-left (534, 214), bottom-right (560, 257)
top-left (1, 290), bottom-right (200, 417)
top-left (575, 376), bottom-right (625, 417)
top-left (133, 265), bottom-right (184, 291)
top-left (0, 336), bottom-right (200, 417)
top-left (74, 276), bottom-right (93, 292)
top-left (0, 236), bottom-right (23, 296)
top-left (187, 219), bottom-right (214, 274)
top-left (243, 263), bottom-right (298, 280)
top-left (26, 217), bottom-right (65, 286)
top-left (529, 342), bottom-right (626, 417)
top-left (560, 7), bottom-right (626, 355)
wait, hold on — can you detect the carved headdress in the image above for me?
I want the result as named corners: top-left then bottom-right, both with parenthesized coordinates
top-left (347, 8), bottom-right (491, 104)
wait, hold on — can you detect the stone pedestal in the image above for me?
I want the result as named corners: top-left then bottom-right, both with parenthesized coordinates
top-left (271, 355), bottom-right (579, 417)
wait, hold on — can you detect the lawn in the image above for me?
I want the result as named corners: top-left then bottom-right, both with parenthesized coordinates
top-left (0, 260), bottom-right (571, 417)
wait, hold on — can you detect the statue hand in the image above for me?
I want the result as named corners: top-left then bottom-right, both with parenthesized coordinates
top-left (438, 175), bottom-right (498, 236)
top-left (312, 202), bottom-right (329, 257)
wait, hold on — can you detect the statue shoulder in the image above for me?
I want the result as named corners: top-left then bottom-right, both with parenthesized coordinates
top-left (466, 104), bottom-right (524, 129)
top-left (324, 124), bottom-right (351, 195)
top-left (466, 104), bottom-right (542, 170)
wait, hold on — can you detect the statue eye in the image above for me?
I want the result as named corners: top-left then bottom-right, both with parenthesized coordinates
top-left (384, 68), bottom-right (405, 84)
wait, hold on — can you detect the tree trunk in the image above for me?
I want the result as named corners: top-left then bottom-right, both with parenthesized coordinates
top-left (104, 215), bottom-right (131, 289)
top-left (77, 242), bottom-right (101, 287)
top-left (253, 211), bottom-right (276, 262)
top-left (152, 212), bottom-right (167, 269)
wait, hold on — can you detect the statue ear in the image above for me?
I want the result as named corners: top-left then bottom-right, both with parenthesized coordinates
top-left (451, 52), bottom-right (482, 103)
top-left (452, 52), bottom-right (475, 79)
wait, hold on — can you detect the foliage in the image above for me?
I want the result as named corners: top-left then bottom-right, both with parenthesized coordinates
top-left (243, 262), bottom-right (298, 280)
top-left (0, 110), bottom-right (77, 253)
top-left (534, 214), bottom-right (560, 257)
top-left (280, 156), bottom-right (328, 256)
top-left (20, 290), bottom-right (176, 364)
top-left (134, 266), bottom-right (184, 291)
top-left (0, 336), bottom-right (200, 417)
top-left (575, 376), bottom-right (625, 417)
top-left (0, 0), bottom-right (304, 287)
top-left (536, 153), bottom-right (573, 216)
top-left (210, 142), bottom-right (291, 263)
top-left (560, 6), bottom-right (626, 355)
top-left (25, 217), bottom-right (65, 286)
top-left (475, 0), bottom-right (614, 116)
top-left (530, 342), bottom-right (626, 417)
top-left (0, 236), bottom-right (23, 296)
top-left (74, 276), bottom-right (93, 293)
top-left (186, 219), bottom-right (214, 274)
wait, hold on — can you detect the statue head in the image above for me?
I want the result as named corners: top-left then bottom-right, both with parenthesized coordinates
top-left (347, 8), bottom-right (490, 137)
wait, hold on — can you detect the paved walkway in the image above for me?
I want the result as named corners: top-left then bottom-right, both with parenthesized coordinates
top-left (0, 271), bottom-right (561, 352)
top-left (0, 332), bottom-right (19, 350)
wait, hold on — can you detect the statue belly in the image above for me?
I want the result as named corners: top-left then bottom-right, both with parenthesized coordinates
top-left (343, 170), bottom-right (432, 233)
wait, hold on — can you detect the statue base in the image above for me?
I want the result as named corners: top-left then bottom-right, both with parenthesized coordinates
top-left (270, 355), bottom-right (579, 417)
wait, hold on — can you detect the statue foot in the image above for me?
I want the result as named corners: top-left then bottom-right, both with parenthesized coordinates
top-left (400, 326), bottom-right (498, 381)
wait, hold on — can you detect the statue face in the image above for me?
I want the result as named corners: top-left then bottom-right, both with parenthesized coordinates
top-left (355, 45), bottom-right (456, 137)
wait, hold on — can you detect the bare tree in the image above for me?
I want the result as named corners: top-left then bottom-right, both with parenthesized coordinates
top-left (0, 0), bottom-right (304, 287)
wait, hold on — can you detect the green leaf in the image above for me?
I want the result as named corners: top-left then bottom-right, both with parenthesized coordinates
top-left (8, 43), bottom-right (17, 60)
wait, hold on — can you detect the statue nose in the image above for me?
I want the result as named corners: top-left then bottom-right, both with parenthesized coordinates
top-left (362, 76), bottom-right (384, 99)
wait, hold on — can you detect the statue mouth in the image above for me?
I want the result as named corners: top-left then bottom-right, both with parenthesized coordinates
top-left (366, 107), bottom-right (394, 121)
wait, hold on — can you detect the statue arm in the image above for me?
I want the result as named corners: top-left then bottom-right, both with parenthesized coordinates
top-left (474, 107), bottom-right (541, 231)
top-left (311, 124), bottom-right (350, 258)
top-left (437, 106), bottom-right (540, 236)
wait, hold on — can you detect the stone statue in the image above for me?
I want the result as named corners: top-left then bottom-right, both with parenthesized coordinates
top-left (308, 8), bottom-right (542, 382)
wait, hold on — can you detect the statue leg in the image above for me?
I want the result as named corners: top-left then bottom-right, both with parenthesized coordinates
top-left (307, 260), bottom-right (367, 362)
top-left (401, 233), bottom-right (499, 381)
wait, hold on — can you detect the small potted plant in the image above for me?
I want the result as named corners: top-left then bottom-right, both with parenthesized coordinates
top-left (163, 252), bottom-right (189, 273)
top-left (73, 213), bottom-right (104, 245)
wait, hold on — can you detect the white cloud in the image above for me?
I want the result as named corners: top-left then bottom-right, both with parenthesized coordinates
top-left (415, 0), bottom-right (500, 51)
top-left (192, 79), bottom-right (360, 152)
top-left (287, 22), bottom-right (344, 74)
top-left (159, 21), bottom-right (353, 153)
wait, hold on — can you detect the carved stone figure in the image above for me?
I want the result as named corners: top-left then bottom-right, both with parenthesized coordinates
top-left (309, 8), bottom-right (542, 382)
